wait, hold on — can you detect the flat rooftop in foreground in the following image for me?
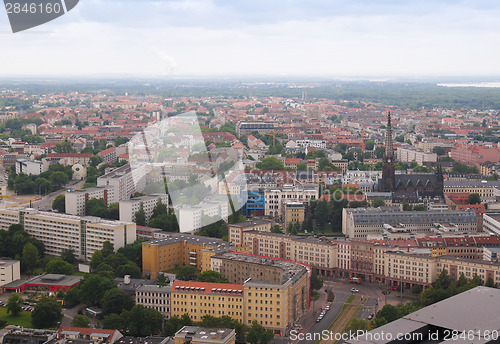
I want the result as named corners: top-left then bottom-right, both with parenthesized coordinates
top-left (347, 286), bottom-right (500, 344)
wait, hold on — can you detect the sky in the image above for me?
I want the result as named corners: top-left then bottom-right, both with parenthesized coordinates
top-left (1, 0), bottom-right (500, 78)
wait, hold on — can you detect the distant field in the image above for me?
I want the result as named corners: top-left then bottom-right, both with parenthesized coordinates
top-left (0, 307), bottom-right (32, 328)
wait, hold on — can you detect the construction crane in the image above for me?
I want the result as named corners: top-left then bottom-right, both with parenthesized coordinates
top-left (265, 133), bottom-right (276, 148)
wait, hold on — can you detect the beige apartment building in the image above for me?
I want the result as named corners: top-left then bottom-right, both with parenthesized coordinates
top-left (384, 251), bottom-right (438, 289)
top-left (0, 260), bottom-right (20, 287)
top-left (135, 284), bottom-right (171, 317)
top-left (119, 194), bottom-right (169, 223)
top-left (228, 220), bottom-right (272, 247)
top-left (264, 185), bottom-right (318, 219)
top-left (229, 230), bottom-right (337, 276)
top-left (0, 208), bottom-right (136, 260)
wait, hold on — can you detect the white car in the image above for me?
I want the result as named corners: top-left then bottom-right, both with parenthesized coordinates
top-left (351, 288), bottom-right (359, 293)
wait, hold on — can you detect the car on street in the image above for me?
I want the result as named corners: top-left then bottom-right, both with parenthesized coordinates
top-left (325, 305), bottom-right (330, 310)
top-left (368, 313), bottom-right (374, 320)
top-left (391, 286), bottom-right (398, 291)
top-left (351, 288), bottom-right (359, 293)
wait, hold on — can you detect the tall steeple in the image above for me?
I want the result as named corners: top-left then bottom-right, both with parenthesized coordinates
top-left (384, 111), bottom-right (394, 159)
top-left (381, 112), bottom-right (395, 192)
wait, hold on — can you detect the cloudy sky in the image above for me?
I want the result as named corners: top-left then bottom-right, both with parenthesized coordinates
top-left (1, 0), bottom-right (500, 78)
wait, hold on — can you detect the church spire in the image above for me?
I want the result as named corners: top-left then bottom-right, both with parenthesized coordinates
top-left (384, 111), bottom-right (394, 158)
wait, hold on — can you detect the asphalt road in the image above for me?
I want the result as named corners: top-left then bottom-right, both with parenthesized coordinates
top-left (29, 179), bottom-right (84, 211)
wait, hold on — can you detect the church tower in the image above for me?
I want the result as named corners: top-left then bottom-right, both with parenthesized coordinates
top-left (381, 112), bottom-right (395, 192)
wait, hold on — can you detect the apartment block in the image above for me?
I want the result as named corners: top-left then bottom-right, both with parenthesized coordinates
top-left (178, 201), bottom-right (229, 233)
top-left (0, 260), bottom-right (20, 287)
top-left (171, 281), bottom-right (245, 323)
top-left (135, 284), bottom-right (171, 317)
top-left (396, 147), bottom-right (437, 165)
top-left (444, 180), bottom-right (500, 202)
top-left (484, 213), bottom-right (500, 235)
top-left (119, 194), bottom-right (169, 223)
top-left (283, 202), bottom-right (305, 225)
top-left (211, 252), bottom-right (310, 335)
top-left (0, 208), bottom-right (136, 260)
top-left (384, 251), bottom-right (438, 289)
top-left (46, 153), bottom-right (93, 166)
top-left (450, 144), bottom-right (499, 166)
top-left (142, 234), bottom-right (234, 279)
top-left (236, 121), bottom-right (275, 137)
top-left (342, 208), bottom-right (478, 238)
top-left (230, 230), bottom-right (337, 276)
top-left (65, 186), bottom-right (117, 216)
top-left (0, 208), bottom-right (21, 230)
top-left (15, 159), bottom-right (44, 175)
top-left (264, 184), bottom-right (318, 219)
top-left (97, 163), bottom-right (146, 201)
top-left (228, 220), bottom-right (272, 246)
top-left (97, 147), bottom-right (117, 164)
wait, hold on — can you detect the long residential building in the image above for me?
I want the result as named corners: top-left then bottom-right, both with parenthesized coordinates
top-left (119, 194), bottom-right (169, 223)
top-left (135, 284), bottom-right (171, 317)
top-left (342, 208), bottom-right (478, 238)
top-left (229, 230), bottom-right (337, 276)
top-left (65, 186), bottom-right (117, 216)
top-left (142, 234), bottom-right (235, 279)
top-left (0, 208), bottom-right (136, 260)
top-left (444, 180), bottom-right (500, 202)
top-left (396, 147), bottom-right (437, 165)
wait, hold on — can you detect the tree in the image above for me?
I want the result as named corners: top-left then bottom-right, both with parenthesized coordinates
top-left (433, 146), bottom-right (446, 155)
top-left (134, 207), bottom-right (147, 226)
top-left (78, 274), bottom-right (115, 306)
top-left (247, 321), bottom-right (274, 344)
top-left (6, 293), bottom-right (23, 316)
top-left (156, 273), bottom-right (168, 286)
top-left (486, 276), bottom-right (496, 288)
top-left (152, 199), bottom-right (168, 218)
top-left (101, 288), bottom-right (134, 315)
top-left (310, 267), bottom-right (323, 290)
top-left (468, 193), bottom-right (481, 204)
top-left (412, 284), bottom-right (423, 295)
top-left (90, 250), bottom-right (104, 271)
top-left (101, 241), bottom-right (114, 258)
top-left (344, 318), bottom-right (369, 335)
top-left (255, 157), bottom-right (284, 170)
top-left (64, 287), bottom-right (81, 308)
top-left (435, 269), bottom-right (451, 290)
top-left (296, 163), bottom-right (307, 171)
top-left (196, 271), bottom-right (229, 283)
top-left (86, 198), bottom-right (108, 217)
top-left (60, 249), bottom-right (76, 265)
top-left (364, 139), bottom-right (375, 150)
top-left (102, 313), bottom-right (124, 330)
top-left (46, 258), bottom-right (74, 275)
top-left (121, 305), bottom-right (164, 336)
top-left (54, 141), bottom-right (75, 153)
top-left (176, 266), bottom-right (196, 281)
top-left (372, 199), bottom-right (385, 208)
top-left (413, 204), bottom-right (426, 211)
top-left (32, 297), bottom-right (62, 329)
top-left (456, 272), bottom-right (467, 288)
top-left (50, 171), bottom-right (69, 186)
top-left (115, 262), bottom-right (142, 279)
top-left (376, 304), bottom-right (399, 323)
top-left (71, 314), bottom-right (90, 328)
top-left (22, 243), bottom-right (39, 274)
top-left (162, 314), bottom-right (193, 337)
top-left (52, 194), bottom-right (66, 213)
top-left (89, 155), bottom-right (102, 167)
top-left (270, 225), bottom-right (284, 234)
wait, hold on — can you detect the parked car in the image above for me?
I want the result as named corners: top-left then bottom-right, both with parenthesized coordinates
top-left (325, 305), bottom-right (330, 310)
top-left (316, 317), bottom-right (322, 322)
top-left (391, 286), bottom-right (398, 291)
top-left (351, 288), bottom-right (359, 293)
top-left (368, 313), bottom-right (374, 320)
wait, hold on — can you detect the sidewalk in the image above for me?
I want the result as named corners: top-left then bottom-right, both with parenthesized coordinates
top-left (295, 287), bottom-right (328, 337)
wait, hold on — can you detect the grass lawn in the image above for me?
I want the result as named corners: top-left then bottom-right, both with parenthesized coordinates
top-left (346, 295), bottom-right (355, 303)
top-left (0, 307), bottom-right (32, 328)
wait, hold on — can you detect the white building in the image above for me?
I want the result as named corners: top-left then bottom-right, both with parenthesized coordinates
top-left (178, 201), bottom-right (229, 233)
top-left (15, 159), bottom-right (43, 175)
top-left (264, 184), bottom-right (319, 219)
top-left (0, 208), bottom-right (136, 261)
top-left (97, 163), bottom-right (146, 201)
top-left (0, 260), bottom-right (20, 287)
top-left (296, 139), bottom-right (327, 149)
top-left (396, 147), bottom-right (437, 165)
top-left (136, 284), bottom-right (171, 317)
top-left (65, 186), bottom-right (117, 216)
top-left (483, 213), bottom-right (500, 236)
top-left (119, 194), bottom-right (169, 223)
